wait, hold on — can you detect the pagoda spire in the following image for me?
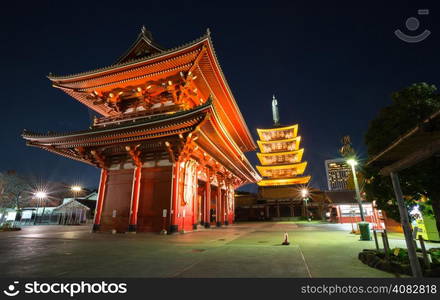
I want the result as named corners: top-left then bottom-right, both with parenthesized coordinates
top-left (272, 95), bottom-right (280, 126)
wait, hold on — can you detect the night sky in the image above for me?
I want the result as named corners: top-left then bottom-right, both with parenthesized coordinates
top-left (2, 1), bottom-right (439, 192)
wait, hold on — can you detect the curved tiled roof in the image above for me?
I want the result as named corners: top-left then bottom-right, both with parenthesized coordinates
top-left (48, 33), bottom-right (210, 81)
top-left (22, 98), bottom-right (213, 141)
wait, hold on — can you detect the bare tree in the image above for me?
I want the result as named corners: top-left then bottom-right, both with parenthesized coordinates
top-left (0, 171), bottom-right (32, 210)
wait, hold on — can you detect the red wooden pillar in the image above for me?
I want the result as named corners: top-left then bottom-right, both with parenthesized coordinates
top-left (192, 179), bottom-right (198, 230)
top-left (223, 188), bottom-right (231, 225)
top-left (230, 184), bottom-right (235, 224)
top-left (128, 165), bottom-right (142, 232)
top-left (204, 169), bottom-right (211, 228)
top-left (191, 183), bottom-right (199, 230)
top-left (276, 201), bottom-right (280, 217)
top-left (170, 162), bottom-right (181, 233)
top-left (93, 168), bottom-right (108, 232)
top-left (336, 205), bottom-right (341, 223)
top-left (216, 179), bottom-right (222, 227)
top-left (221, 188), bottom-right (227, 225)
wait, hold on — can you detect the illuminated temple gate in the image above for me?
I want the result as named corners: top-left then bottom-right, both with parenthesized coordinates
top-left (22, 27), bottom-right (259, 233)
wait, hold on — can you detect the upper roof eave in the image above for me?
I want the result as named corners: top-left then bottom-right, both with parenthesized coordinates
top-left (257, 124), bottom-right (298, 132)
top-left (46, 29), bottom-right (256, 153)
top-left (47, 33), bottom-right (210, 82)
top-left (257, 149), bottom-right (304, 157)
top-left (203, 34), bottom-right (257, 151)
top-left (257, 137), bottom-right (301, 144)
top-left (256, 161), bottom-right (307, 171)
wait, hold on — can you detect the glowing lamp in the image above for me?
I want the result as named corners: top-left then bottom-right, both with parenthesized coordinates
top-left (71, 185), bottom-right (82, 192)
top-left (35, 191), bottom-right (47, 199)
top-left (301, 188), bottom-right (309, 198)
top-left (347, 158), bottom-right (358, 166)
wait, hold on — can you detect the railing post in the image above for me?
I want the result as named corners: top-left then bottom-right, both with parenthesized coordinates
top-left (418, 236), bottom-right (430, 270)
top-left (381, 232), bottom-right (390, 261)
top-left (373, 230), bottom-right (380, 251)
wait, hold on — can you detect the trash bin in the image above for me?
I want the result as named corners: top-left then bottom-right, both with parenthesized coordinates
top-left (358, 222), bottom-right (371, 241)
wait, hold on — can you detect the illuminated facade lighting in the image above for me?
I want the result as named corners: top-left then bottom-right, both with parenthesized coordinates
top-left (324, 158), bottom-right (351, 191)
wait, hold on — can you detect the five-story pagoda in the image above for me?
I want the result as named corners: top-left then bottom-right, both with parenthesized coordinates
top-left (256, 96), bottom-right (311, 218)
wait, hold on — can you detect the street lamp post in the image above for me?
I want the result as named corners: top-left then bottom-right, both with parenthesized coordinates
top-left (347, 159), bottom-right (365, 222)
top-left (301, 189), bottom-right (310, 221)
top-left (33, 191), bottom-right (47, 225)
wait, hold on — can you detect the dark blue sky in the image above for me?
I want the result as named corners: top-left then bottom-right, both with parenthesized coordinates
top-left (1, 1), bottom-right (439, 192)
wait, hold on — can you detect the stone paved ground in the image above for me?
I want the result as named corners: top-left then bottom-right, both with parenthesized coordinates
top-left (0, 222), bottom-right (429, 278)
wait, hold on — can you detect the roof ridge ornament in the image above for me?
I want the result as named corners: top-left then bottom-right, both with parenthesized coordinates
top-left (272, 94), bottom-right (280, 126)
top-left (206, 28), bottom-right (211, 36)
top-left (140, 25), bottom-right (153, 41)
top-left (339, 135), bottom-right (355, 158)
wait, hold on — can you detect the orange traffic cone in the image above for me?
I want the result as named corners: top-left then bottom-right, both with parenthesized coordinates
top-left (282, 232), bottom-right (290, 245)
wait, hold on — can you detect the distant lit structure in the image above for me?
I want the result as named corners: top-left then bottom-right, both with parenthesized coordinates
top-left (256, 96), bottom-right (311, 187)
top-left (254, 96), bottom-right (316, 219)
top-left (324, 158), bottom-right (351, 191)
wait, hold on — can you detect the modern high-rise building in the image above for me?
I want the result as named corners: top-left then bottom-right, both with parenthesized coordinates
top-left (325, 158), bottom-right (351, 191)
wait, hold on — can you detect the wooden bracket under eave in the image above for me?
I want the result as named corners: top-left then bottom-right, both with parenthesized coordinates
top-left (165, 141), bottom-right (175, 163)
top-left (126, 144), bottom-right (142, 167)
top-left (90, 149), bottom-right (107, 169)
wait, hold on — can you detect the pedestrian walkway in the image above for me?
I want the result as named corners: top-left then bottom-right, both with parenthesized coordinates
top-left (0, 222), bottom-right (408, 277)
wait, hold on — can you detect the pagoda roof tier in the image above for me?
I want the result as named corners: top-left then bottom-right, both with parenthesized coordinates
top-left (256, 149), bottom-right (304, 166)
top-left (257, 124), bottom-right (298, 142)
top-left (256, 162), bottom-right (307, 178)
top-left (46, 29), bottom-right (255, 153)
top-left (22, 100), bottom-right (259, 185)
top-left (257, 137), bottom-right (301, 154)
top-left (257, 176), bottom-right (311, 187)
